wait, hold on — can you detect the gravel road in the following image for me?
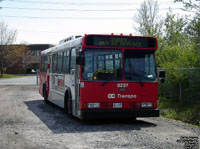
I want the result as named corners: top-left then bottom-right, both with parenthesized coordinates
top-left (0, 84), bottom-right (199, 149)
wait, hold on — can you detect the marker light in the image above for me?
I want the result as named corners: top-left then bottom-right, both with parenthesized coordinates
top-left (88, 103), bottom-right (100, 109)
top-left (141, 102), bottom-right (153, 108)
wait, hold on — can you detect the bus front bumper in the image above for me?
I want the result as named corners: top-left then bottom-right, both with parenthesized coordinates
top-left (80, 109), bottom-right (159, 120)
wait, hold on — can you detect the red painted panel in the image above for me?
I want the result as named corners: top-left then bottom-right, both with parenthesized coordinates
top-left (80, 82), bottom-right (158, 109)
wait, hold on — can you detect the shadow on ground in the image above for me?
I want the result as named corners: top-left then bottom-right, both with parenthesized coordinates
top-left (24, 99), bottom-right (157, 134)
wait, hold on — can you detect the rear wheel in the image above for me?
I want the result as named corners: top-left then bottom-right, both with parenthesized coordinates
top-left (43, 84), bottom-right (49, 104)
top-left (44, 90), bottom-right (48, 104)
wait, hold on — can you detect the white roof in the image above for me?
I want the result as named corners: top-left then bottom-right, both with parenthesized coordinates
top-left (41, 36), bottom-right (83, 55)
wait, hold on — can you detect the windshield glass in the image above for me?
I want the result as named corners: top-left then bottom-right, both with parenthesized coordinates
top-left (125, 50), bottom-right (156, 82)
top-left (82, 49), bottom-right (123, 81)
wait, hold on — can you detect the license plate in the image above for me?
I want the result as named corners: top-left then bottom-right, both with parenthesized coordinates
top-left (113, 103), bottom-right (122, 108)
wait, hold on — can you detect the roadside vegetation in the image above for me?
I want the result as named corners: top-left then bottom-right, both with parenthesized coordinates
top-left (158, 97), bottom-right (200, 127)
top-left (0, 74), bottom-right (26, 79)
top-left (135, 0), bottom-right (200, 126)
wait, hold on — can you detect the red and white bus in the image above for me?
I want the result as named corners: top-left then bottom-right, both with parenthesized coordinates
top-left (39, 34), bottom-right (164, 120)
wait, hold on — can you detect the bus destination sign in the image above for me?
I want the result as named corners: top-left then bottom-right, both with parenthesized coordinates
top-left (86, 35), bottom-right (156, 48)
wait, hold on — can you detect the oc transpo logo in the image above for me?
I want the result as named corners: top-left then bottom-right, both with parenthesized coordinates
top-left (108, 94), bottom-right (116, 99)
top-left (108, 93), bottom-right (137, 99)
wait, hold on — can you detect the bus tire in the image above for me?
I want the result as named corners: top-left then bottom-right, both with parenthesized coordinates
top-left (43, 84), bottom-right (49, 104)
top-left (64, 91), bottom-right (73, 118)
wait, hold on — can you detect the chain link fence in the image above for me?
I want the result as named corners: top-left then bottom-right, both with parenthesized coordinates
top-left (158, 68), bottom-right (200, 103)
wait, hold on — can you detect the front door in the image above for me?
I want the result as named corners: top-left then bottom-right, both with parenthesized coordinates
top-left (69, 47), bottom-right (81, 116)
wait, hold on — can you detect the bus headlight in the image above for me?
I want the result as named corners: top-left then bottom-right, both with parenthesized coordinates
top-left (88, 103), bottom-right (100, 108)
top-left (141, 102), bottom-right (153, 108)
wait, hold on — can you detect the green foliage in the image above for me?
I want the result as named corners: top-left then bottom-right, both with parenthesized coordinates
top-left (164, 11), bottom-right (188, 46)
top-left (0, 74), bottom-right (25, 79)
top-left (157, 45), bottom-right (199, 74)
top-left (185, 15), bottom-right (200, 46)
top-left (156, 10), bottom-right (200, 86)
top-left (157, 44), bottom-right (200, 100)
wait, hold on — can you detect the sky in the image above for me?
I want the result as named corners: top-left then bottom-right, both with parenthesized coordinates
top-left (0, 0), bottom-right (190, 45)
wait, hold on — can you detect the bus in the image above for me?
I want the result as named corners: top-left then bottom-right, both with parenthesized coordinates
top-left (39, 34), bottom-right (164, 120)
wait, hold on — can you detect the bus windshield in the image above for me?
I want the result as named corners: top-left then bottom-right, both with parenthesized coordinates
top-left (125, 50), bottom-right (156, 81)
top-left (82, 49), bottom-right (156, 82)
top-left (82, 49), bottom-right (123, 81)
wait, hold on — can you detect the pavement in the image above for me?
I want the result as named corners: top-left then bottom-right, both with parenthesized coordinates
top-left (0, 76), bottom-right (38, 85)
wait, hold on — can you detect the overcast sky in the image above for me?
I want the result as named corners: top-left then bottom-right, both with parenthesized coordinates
top-left (0, 0), bottom-right (188, 45)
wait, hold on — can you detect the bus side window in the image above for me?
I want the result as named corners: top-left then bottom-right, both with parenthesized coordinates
top-left (70, 48), bottom-right (76, 71)
top-left (63, 50), bottom-right (70, 74)
top-left (41, 55), bottom-right (47, 72)
top-left (52, 53), bottom-right (58, 73)
top-left (40, 56), bottom-right (43, 72)
top-left (57, 51), bottom-right (63, 73)
top-left (44, 56), bottom-right (48, 72)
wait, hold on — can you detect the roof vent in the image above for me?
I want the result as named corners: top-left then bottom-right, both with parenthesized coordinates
top-left (59, 36), bottom-right (75, 44)
top-left (59, 35), bottom-right (82, 44)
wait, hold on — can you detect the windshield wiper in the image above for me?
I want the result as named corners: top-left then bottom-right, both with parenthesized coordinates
top-left (101, 81), bottom-right (107, 86)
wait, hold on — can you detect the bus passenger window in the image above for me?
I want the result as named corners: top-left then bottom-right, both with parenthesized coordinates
top-left (52, 54), bottom-right (58, 73)
top-left (62, 50), bottom-right (70, 74)
top-left (57, 51), bottom-right (63, 73)
top-left (70, 48), bottom-right (76, 70)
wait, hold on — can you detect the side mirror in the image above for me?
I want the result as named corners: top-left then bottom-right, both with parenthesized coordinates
top-left (159, 70), bottom-right (166, 83)
top-left (76, 55), bottom-right (85, 66)
top-left (159, 70), bottom-right (165, 78)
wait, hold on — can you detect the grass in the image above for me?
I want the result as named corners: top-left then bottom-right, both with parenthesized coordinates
top-left (158, 96), bottom-right (200, 127)
top-left (0, 74), bottom-right (27, 79)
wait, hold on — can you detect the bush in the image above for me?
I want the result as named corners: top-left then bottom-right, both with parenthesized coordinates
top-left (158, 96), bottom-right (200, 126)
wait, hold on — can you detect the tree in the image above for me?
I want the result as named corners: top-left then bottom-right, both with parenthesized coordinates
top-left (156, 11), bottom-right (189, 66)
top-left (163, 10), bottom-right (188, 46)
top-left (185, 15), bottom-right (200, 54)
top-left (155, 10), bottom-right (200, 101)
top-left (174, 0), bottom-right (200, 15)
top-left (134, 0), bottom-right (163, 37)
top-left (4, 45), bottom-right (26, 68)
top-left (175, 0), bottom-right (200, 64)
top-left (157, 44), bottom-right (199, 100)
top-left (0, 21), bottom-right (25, 77)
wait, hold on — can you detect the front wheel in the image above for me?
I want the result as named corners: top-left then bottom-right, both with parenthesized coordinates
top-left (64, 93), bottom-right (73, 118)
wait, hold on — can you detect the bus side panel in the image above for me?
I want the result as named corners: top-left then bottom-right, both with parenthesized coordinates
top-left (48, 73), bottom-right (65, 108)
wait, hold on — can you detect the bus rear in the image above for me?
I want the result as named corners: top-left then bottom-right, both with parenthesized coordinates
top-left (79, 34), bottom-right (159, 120)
